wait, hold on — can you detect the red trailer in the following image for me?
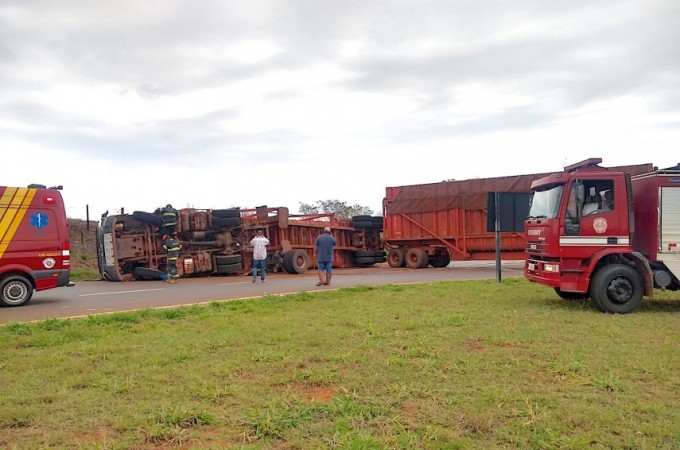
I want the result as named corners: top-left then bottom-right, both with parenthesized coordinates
top-left (383, 165), bottom-right (653, 269)
top-left (97, 205), bottom-right (384, 281)
top-left (239, 206), bottom-right (383, 274)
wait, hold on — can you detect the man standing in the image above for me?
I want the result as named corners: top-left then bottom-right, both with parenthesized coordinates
top-left (314, 226), bottom-right (336, 286)
top-left (250, 229), bottom-right (270, 283)
top-left (160, 204), bottom-right (179, 236)
top-left (163, 234), bottom-right (182, 283)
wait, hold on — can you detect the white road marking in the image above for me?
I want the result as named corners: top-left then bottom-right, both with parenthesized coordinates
top-left (80, 288), bottom-right (166, 297)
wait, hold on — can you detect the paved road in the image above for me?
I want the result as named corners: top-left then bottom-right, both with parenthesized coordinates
top-left (1, 261), bottom-right (525, 324)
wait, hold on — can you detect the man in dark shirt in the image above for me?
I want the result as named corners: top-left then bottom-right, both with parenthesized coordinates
top-left (314, 226), bottom-right (336, 286)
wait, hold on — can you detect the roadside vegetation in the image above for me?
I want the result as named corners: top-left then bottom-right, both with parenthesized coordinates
top-left (1, 278), bottom-right (679, 449)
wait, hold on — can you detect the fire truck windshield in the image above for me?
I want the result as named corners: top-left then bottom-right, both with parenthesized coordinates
top-left (528, 184), bottom-right (564, 219)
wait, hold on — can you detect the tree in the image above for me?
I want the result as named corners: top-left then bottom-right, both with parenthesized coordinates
top-left (298, 199), bottom-right (374, 219)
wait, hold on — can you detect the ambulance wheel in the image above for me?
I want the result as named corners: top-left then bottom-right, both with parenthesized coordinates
top-left (0, 275), bottom-right (33, 307)
top-left (589, 264), bottom-right (643, 314)
top-left (554, 288), bottom-right (588, 300)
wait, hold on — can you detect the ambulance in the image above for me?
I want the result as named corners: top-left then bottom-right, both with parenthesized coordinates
top-left (0, 184), bottom-right (71, 306)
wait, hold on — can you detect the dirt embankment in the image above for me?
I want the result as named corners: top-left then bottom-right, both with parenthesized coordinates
top-left (68, 218), bottom-right (98, 272)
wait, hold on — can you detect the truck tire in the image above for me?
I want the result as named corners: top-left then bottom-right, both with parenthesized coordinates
top-left (0, 275), bottom-right (33, 307)
top-left (212, 208), bottom-right (241, 219)
top-left (215, 254), bottom-right (242, 265)
top-left (283, 249), bottom-right (309, 274)
top-left (554, 288), bottom-right (588, 300)
top-left (132, 211), bottom-right (164, 226)
top-left (132, 267), bottom-right (165, 280)
top-left (353, 256), bottom-right (377, 266)
top-left (212, 217), bottom-right (241, 228)
top-left (405, 249), bottom-right (428, 269)
top-left (589, 264), bottom-right (643, 314)
top-left (216, 262), bottom-right (242, 274)
top-left (387, 248), bottom-right (406, 267)
top-left (430, 252), bottom-right (451, 268)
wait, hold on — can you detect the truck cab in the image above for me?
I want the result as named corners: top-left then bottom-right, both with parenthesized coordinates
top-left (524, 158), bottom-right (672, 313)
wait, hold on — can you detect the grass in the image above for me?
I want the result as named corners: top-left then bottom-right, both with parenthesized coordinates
top-left (69, 267), bottom-right (102, 281)
top-left (1, 278), bottom-right (680, 449)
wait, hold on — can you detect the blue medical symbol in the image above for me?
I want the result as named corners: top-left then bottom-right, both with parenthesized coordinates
top-left (30, 212), bottom-right (49, 230)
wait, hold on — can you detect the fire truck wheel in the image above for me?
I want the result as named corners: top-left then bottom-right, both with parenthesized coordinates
top-left (0, 275), bottom-right (34, 307)
top-left (589, 264), bottom-right (643, 314)
top-left (553, 288), bottom-right (588, 300)
top-left (387, 248), bottom-right (406, 267)
top-left (405, 249), bottom-right (428, 269)
top-left (283, 249), bottom-right (309, 274)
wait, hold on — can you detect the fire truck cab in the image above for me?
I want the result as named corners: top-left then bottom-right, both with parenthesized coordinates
top-left (524, 158), bottom-right (680, 313)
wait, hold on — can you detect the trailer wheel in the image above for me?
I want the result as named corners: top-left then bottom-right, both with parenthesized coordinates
top-left (132, 267), bottom-right (165, 280)
top-left (215, 254), bottom-right (242, 265)
top-left (387, 248), bottom-right (406, 267)
top-left (554, 288), bottom-right (588, 300)
top-left (132, 211), bottom-right (164, 226)
top-left (283, 249), bottom-right (309, 274)
top-left (589, 264), bottom-right (643, 314)
top-left (405, 249), bottom-right (428, 269)
top-left (216, 262), bottom-right (243, 274)
top-left (212, 208), bottom-right (241, 219)
top-left (212, 217), bottom-right (241, 228)
top-left (430, 252), bottom-right (451, 268)
top-left (353, 256), bottom-right (377, 266)
top-left (0, 275), bottom-right (34, 307)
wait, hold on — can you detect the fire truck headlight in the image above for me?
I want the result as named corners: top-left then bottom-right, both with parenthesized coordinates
top-left (543, 264), bottom-right (559, 273)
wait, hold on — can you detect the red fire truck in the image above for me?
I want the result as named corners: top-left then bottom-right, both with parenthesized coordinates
top-left (0, 184), bottom-right (72, 306)
top-left (524, 158), bottom-right (680, 313)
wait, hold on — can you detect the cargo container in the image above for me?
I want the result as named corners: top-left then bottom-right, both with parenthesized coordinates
top-left (383, 164), bottom-right (654, 269)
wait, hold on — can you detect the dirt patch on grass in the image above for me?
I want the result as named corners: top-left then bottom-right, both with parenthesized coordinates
top-left (289, 384), bottom-right (336, 403)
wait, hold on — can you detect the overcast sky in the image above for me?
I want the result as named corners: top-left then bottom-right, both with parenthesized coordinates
top-left (2, 0), bottom-right (678, 219)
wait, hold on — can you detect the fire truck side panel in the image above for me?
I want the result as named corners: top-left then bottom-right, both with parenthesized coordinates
top-left (0, 186), bottom-right (71, 306)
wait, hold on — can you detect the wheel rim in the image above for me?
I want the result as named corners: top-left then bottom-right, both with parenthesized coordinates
top-left (607, 277), bottom-right (633, 304)
top-left (4, 281), bottom-right (28, 305)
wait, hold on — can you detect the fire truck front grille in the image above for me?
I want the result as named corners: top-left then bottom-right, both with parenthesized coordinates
top-left (526, 240), bottom-right (545, 255)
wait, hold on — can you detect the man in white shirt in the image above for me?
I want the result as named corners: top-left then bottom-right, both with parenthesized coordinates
top-left (250, 229), bottom-right (270, 282)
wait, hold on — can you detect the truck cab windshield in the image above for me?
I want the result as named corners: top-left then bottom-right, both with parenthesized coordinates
top-left (528, 184), bottom-right (564, 219)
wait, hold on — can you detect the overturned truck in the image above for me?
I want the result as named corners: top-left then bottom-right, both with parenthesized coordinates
top-left (97, 206), bottom-right (384, 281)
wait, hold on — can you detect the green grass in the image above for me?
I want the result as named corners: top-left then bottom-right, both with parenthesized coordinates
top-left (69, 267), bottom-right (102, 281)
top-left (1, 278), bottom-right (680, 449)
